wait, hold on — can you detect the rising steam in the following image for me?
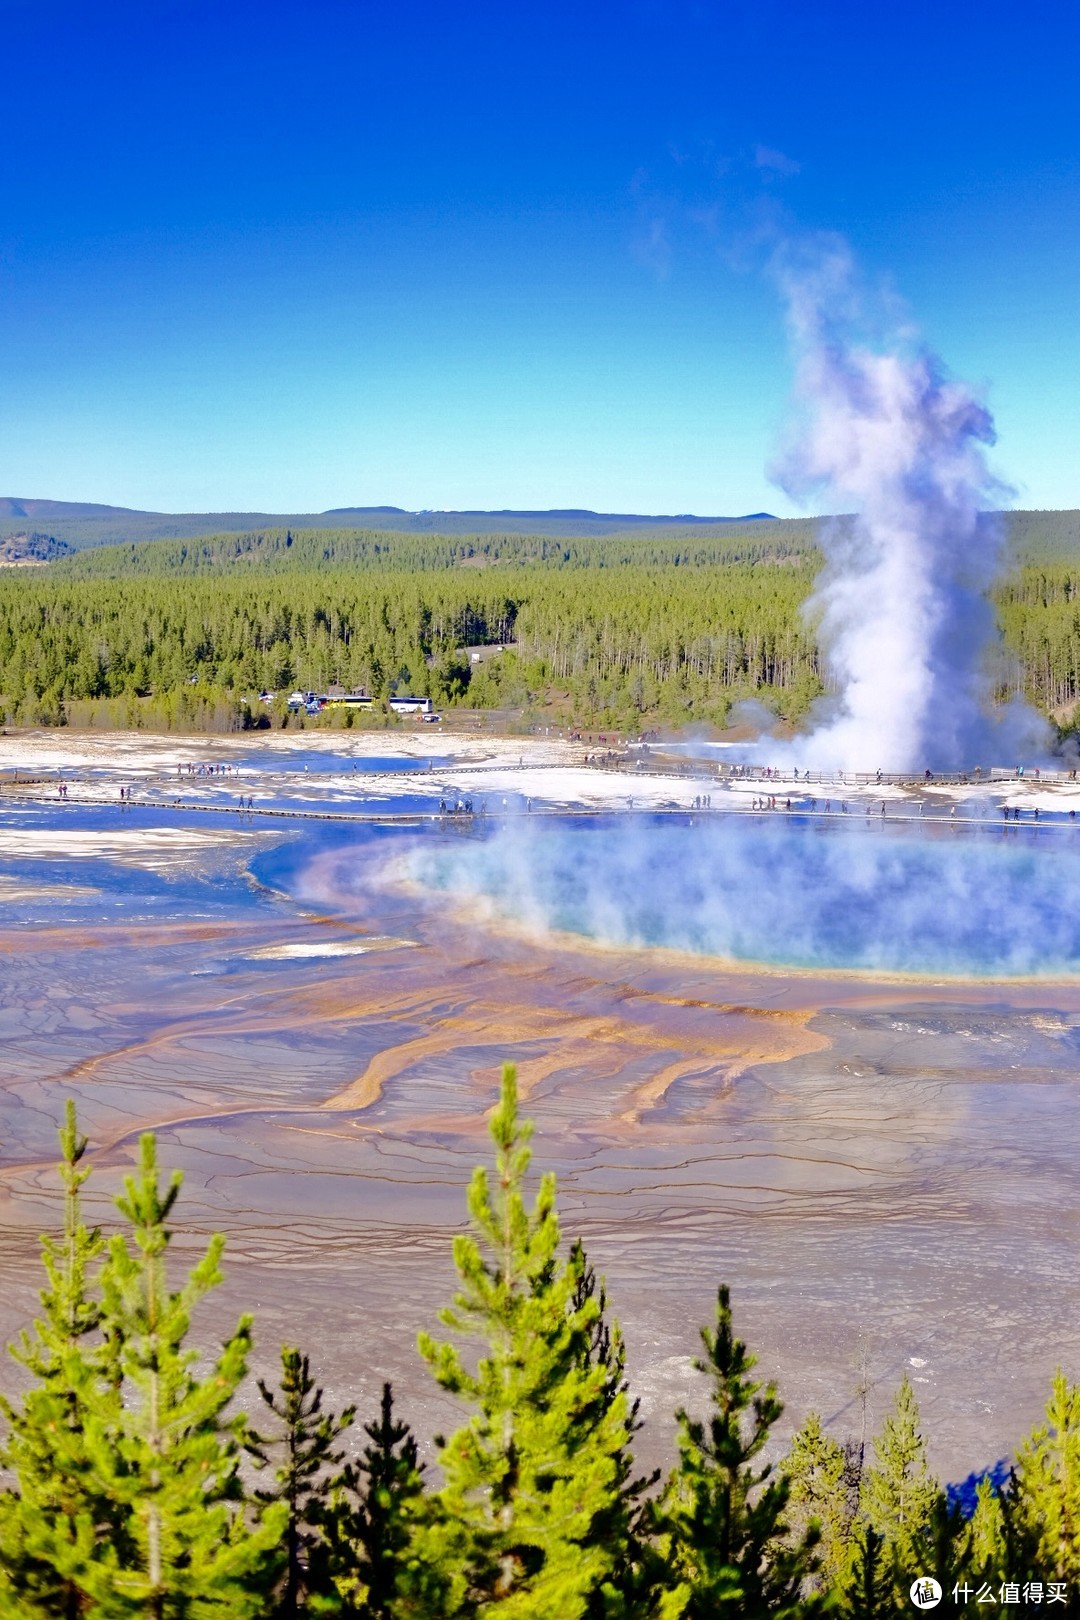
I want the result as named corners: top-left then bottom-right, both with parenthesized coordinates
top-left (768, 237), bottom-right (1047, 770)
top-left (408, 817), bottom-right (1080, 979)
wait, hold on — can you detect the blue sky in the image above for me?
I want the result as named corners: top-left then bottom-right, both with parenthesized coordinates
top-left (1, 0), bottom-right (1077, 516)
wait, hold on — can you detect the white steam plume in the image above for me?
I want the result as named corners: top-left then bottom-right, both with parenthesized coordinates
top-left (768, 237), bottom-right (1048, 771)
top-left (405, 816), bottom-right (1080, 980)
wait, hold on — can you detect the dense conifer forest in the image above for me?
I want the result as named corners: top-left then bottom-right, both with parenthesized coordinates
top-left (0, 514), bottom-right (1079, 734)
top-left (52, 521), bottom-right (820, 576)
top-left (0, 1069), bottom-right (1075, 1617)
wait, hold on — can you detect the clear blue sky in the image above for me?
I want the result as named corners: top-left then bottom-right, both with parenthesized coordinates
top-left (1, 0), bottom-right (1077, 516)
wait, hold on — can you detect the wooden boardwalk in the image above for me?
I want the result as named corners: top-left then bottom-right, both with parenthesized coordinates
top-left (0, 787), bottom-right (1075, 833)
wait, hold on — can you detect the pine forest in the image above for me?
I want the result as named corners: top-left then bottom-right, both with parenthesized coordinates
top-left (1, 516), bottom-right (1079, 737)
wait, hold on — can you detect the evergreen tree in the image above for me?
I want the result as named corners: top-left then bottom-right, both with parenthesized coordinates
top-left (413, 1064), bottom-right (637, 1619)
top-left (782, 1410), bottom-right (858, 1588)
top-left (966, 1475), bottom-right (1009, 1583)
top-left (317, 1382), bottom-right (425, 1619)
top-left (962, 1475), bottom-right (1029, 1617)
top-left (658, 1285), bottom-right (820, 1620)
top-left (567, 1241), bottom-right (666, 1619)
top-left (860, 1374), bottom-right (940, 1582)
top-left (925, 1492), bottom-right (967, 1609)
top-left (245, 1345), bottom-right (356, 1618)
top-left (80, 1132), bottom-right (287, 1617)
top-left (1012, 1370), bottom-right (1080, 1584)
top-left (0, 1100), bottom-right (113, 1618)
top-left (840, 1526), bottom-right (893, 1620)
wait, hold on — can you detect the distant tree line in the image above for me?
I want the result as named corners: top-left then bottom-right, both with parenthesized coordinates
top-left (0, 1069), bottom-right (1076, 1617)
top-left (29, 507), bottom-right (1080, 571)
top-left (0, 563), bottom-right (823, 732)
top-left (2, 525), bottom-right (1080, 732)
top-left (995, 565), bottom-right (1080, 715)
top-left (51, 522), bottom-right (822, 578)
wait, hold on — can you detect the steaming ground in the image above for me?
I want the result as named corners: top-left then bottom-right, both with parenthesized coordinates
top-left (406, 816), bottom-right (1080, 979)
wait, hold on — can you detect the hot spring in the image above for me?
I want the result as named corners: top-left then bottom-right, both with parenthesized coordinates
top-left (406, 815), bottom-right (1080, 979)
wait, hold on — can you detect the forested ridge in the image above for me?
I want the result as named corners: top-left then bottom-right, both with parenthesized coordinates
top-left (53, 522), bottom-right (820, 577)
top-left (39, 510), bottom-right (1080, 573)
top-left (0, 1068), bottom-right (1075, 1617)
top-left (2, 516), bottom-right (1080, 732)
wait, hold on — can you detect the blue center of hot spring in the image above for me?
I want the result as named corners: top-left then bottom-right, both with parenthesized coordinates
top-left (412, 816), bottom-right (1080, 977)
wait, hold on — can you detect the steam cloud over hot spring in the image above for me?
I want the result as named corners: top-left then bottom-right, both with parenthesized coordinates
top-left (405, 817), bottom-right (1080, 978)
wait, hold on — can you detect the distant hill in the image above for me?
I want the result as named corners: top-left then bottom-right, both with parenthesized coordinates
top-left (0, 497), bottom-right (779, 551)
top-left (0, 530), bottom-right (75, 566)
top-left (0, 498), bottom-right (135, 522)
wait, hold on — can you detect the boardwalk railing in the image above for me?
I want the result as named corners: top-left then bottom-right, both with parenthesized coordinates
top-left (629, 759), bottom-right (1077, 787)
top-left (2, 759), bottom-right (1077, 793)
